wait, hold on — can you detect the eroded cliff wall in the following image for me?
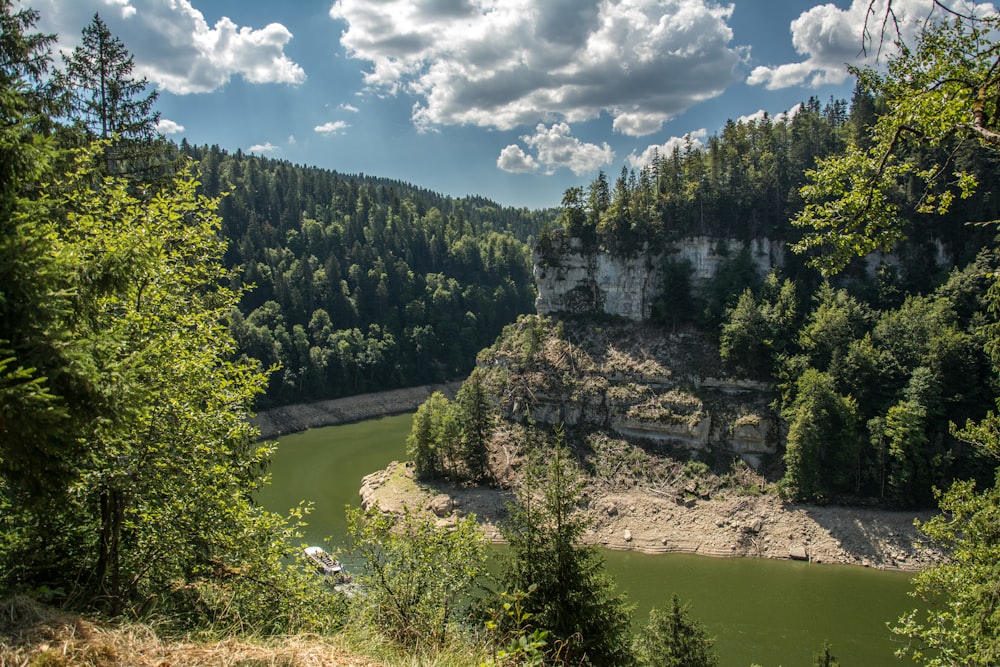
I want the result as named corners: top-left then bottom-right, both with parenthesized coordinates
top-left (533, 236), bottom-right (784, 320)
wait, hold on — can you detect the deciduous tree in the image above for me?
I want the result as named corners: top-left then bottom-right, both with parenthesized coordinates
top-left (792, 5), bottom-right (1000, 662)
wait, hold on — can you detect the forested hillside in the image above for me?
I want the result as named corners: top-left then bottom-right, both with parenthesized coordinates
top-left (176, 143), bottom-right (551, 406)
top-left (521, 87), bottom-right (1000, 510)
top-left (550, 90), bottom-right (997, 276)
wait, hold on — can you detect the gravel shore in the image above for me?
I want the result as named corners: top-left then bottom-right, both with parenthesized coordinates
top-left (256, 386), bottom-right (939, 571)
top-left (252, 382), bottom-right (462, 439)
top-left (361, 460), bottom-right (939, 572)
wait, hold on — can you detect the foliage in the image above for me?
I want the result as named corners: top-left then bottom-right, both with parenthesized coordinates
top-left (497, 427), bottom-right (634, 666)
top-left (633, 594), bottom-right (719, 667)
top-left (780, 368), bottom-right (861, 501)
top-left (0, 138), bottom-right (332, 632)
top-left (720, 270), bottom-right (799, 378)
top-left (791, 5), bottom-right (1000, 663)
top-left (0, 0), bottom-right (76, 504)
top-left (56, 13), bottom-right (166, 180)
top-left (891, 478), bottom-right (1000, 665)
top-left (177, 143), bottom-right (549, 406)
top-left (455, 368), bottom-right (495, 482)
top-left (479, 587), bottom-right (564, 667)
top-left (406, 370), bottom-right (496, 483)
top-left (792, 10), bottom-right (1000, 275)
top-left (813, 642), bottom-right (841, 667)
top-left (345, 504), bottom-right (487, 650)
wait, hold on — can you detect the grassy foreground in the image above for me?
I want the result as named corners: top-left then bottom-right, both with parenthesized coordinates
top-left (0, 596), bottom-right (492, 667)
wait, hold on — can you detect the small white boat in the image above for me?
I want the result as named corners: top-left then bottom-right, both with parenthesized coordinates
top-left (303, 546), bottom-right (352, 584)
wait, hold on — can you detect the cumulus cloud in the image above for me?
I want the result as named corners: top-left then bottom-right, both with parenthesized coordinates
top-left (499, 122), bottom-right (613, 175)
top-left (248, 141), bottom-right (279, 153)
top-left (156, 118), bottom-right (185, 134)
top-left (736, 102), bottom-right (801, 126)
top-left (746, 0), bottom-right (996, 90)
top-left (314, 120), bottom-right (350, 135)
top-left (32, 0), bottom-right (305, 94)
top-left (330, 0), bottom-right (745, 135)
top-left (339, 103), bottom-right (360, 112)
top-left (627, 128), bottom-right (706, 169)
top-left (496, 144), bottom-right (539, 173)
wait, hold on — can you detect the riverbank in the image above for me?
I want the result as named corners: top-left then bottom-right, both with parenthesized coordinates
top-left (360, 460), bottom-right (940, 572)
top-left (252, 382), bottom-right (462, 439)
top-left (258, 387), bottom-right (940, 572)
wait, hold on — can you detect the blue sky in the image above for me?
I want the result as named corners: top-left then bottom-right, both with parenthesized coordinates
top-left (25, 0), bottom-right (972, 209)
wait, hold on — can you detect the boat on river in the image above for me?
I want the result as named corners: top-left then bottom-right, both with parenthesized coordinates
top-left (303, 546), bottom-right (352, 584)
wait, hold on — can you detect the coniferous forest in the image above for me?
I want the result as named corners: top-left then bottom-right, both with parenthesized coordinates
top-left (3, 1), bottom-right (1000, 665)
top-left (176, 142), bottom-right (550, 406)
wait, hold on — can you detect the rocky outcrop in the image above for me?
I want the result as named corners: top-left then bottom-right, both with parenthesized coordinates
top-left (534, 236), bottom-right (784, 320)
top-left (479, 321), bottom-right (779, 468)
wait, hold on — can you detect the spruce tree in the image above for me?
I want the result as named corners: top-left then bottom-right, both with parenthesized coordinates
top-left (633, 595), bottom-right (719, 667)
top-left (498, 426), bottom-right (633, 666)
top-left (58, 13), bottom-right (162, 177)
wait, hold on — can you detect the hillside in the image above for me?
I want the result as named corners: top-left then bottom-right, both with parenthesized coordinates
top-left (178, 143), bottom-right (556, 407)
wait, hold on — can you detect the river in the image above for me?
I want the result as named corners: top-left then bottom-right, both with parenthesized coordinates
top-left (256, 414), bottom-right (917, 666)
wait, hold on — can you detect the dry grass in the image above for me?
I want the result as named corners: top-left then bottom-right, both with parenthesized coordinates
top-left (0, 596), bottom-right (386, 667)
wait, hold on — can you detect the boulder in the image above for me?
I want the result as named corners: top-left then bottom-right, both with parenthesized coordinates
top-left (429, 494), bottom-right (453, 517)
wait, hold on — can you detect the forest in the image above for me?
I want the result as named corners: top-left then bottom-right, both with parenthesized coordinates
top-left (176, 142), bottom-right (550, 406)
top-left (2, 1), bottom-right (999, 666)
top-left (528, 89), bottom-right (1000, 509)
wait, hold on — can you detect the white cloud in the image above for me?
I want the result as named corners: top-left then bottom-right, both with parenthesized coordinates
top-left (248, 141), bottom-right (278, 153)
top-left (330, 0), bottom-right (745, 135)
top-left (627, 128), bottom-right (706, 169)
top-left (339, 103), bottom-right (360, 112)
top-left (314, 120), bottom-right (350, 135)
top-left (613, 110), bottom-right (672, 137)
top-left (496, 144), bottom-right (539, 173)
top-left (500, 122), bottom-right (613, 175)
top-left (288, 134), bottom-right (297, 144)
top-left (156, 118), bottom-right (185, 134)
top-left (32, 0), bottom-right (306, 94)
top-left (733, 102), bottom-right (802, 127)
top-left (777, 102), bottom-right (803, 123)
top-left (736, 109), bottom-right (768, 125)
top-left (746, 0), bottom-right (997, 90)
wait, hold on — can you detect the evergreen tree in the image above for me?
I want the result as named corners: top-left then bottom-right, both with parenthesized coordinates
top-left (58, 13), bottom-right (161, 177)
top-left (456, 368), bottom-right (494, 482)
top-left (781, 368), bottom-right (860, 500)
top-left (633, 595), bottom-right (719, 667)
top-left (498, 427), bottom-right (633, 666)
top-left (0, 0), bottom-right (82, 519)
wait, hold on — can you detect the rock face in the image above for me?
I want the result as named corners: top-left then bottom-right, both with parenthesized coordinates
top-left (478, 320), bottom-right (779, 468)
top-left (534, 235), bottom-right (784, 320)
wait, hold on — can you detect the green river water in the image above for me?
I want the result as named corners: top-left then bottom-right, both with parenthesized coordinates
top-left (256, 414), bottom-right (917, 666)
